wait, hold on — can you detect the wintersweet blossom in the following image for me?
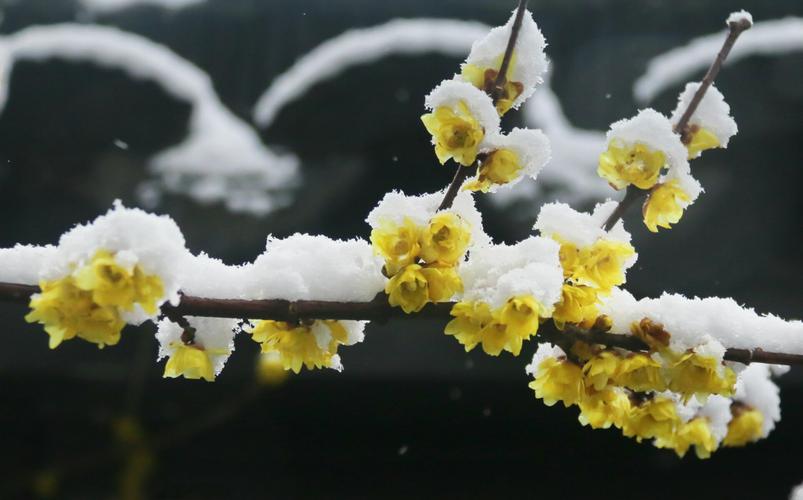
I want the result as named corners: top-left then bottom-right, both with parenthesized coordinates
top-left (248, 320), bottom-right (344, 373)
top-left (529, 356), bottom-right (585, 407)
top-left (621, 396), bottom-right (679, 442)
top-left (577, 388), bottom-right (631, 429)
top-left (163, 343), bottom-right (218, 382)
top-left (655, 417), bottom-right (718, 459)
top-left (385, 264), bottom-right (462, 313)
top-left (370, 217), bottom-right (421, 275)
top-left (464, 148), bottom-right (522, 192)
top-left (614, 354), bottom-right (667, 393)
top-left (666, 352), bottom-right (737, 401)
top-left (421, 102), bottom-right (485, 166)
top-left (685, 126), bottom-right (721, 159)
top-left (552, 284), bottom-right (598, 328)
top-left (643, 180), bottom-right (692, 233)
top-left (723, 407), bottom-right (764, 447)
top-left (419, 212), bottom-right (471, 266)
top-left (461, 58), bottom-right (523, 116)
top-left (597, 140), bottom-right (666, 190)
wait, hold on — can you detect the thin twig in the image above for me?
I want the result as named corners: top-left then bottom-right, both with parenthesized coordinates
top-left (601, 16), bottom-right (752, 231)
top-left (3, 282), bottom-right (802, 366)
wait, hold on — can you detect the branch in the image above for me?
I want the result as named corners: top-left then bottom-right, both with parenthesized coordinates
top-left (2, 282), bottom-right (801, 366)
top-left (438, 0), bottom-right (529, 211)
top-left (601, 16), bottom-right (752, 231)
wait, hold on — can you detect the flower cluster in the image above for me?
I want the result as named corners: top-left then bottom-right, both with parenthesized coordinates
top-left (597, 83), bottom-right (736, 232)
top-left (421, 10), bottom-right (550, 192)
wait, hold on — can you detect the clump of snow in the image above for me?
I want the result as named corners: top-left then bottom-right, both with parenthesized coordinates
top-left (697, 394), bottom-right (732, 441)
top-left (534, 200), bottom-right (631, 248)
top-left (459, 236), bottom-right (563, 309)
top-left (156, 316), bottom-right (238, 376)
top-left (606, 108), bottom-right (689, 175)
top-left (460, 8), bottom-right (548, 110)
top-left (366, 189), bottom-right (489, 248)
top-left (727, 10), bottom-right (754, 27)
top-left (671, 82), bottom-right (738, 150)
top-left (601, 288), bottom-right (803, 355)
top-left (482, 127), bottom-right (551, 192)
top-left (177, 253), bottom-right (258, 300)
top-left (734, 363), bottom-right (782, 437)
top-left (0, 245), bottom-right (57, 285)
top-left (424, 79), bottom-right (501, 144)
top-left (249, 234), bottom-right (385, 302)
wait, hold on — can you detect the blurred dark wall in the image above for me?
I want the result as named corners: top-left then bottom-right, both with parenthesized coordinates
top-left (0, 0), bottom-right (801, 498)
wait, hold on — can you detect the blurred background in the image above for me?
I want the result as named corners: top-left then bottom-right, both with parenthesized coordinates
top-left (0, 0), bottom-right (801, 498)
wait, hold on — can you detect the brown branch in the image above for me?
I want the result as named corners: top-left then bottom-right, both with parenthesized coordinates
top-left (601, 16), bottom-right (752, 231)
top-left (437, 0), bottom-right (529, 211)
top-left (3, 281), bottom-right (802, 366)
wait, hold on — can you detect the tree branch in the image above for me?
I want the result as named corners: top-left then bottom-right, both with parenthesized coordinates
top-left (2, 282), bottom-right (801, 366)
top-left (601, 16), bottom-right (752, 231)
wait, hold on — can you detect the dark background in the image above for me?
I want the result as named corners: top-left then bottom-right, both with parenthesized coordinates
top-left (0, 0), bottom-right (801, 498)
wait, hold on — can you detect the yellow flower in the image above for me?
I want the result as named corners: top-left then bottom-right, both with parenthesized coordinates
top-left (497, 295), bottom-right (543, 342)
top-left (723, 407), bottom-right (764, 447)
top-left (582, 351), bottom-right (621, 391)
top-left (667, 352), bottom-right (736, 401)
top-left (464, 149), bottom-right (523, 192)
top-left (622, 397), bottom-right (679, 442)
top-left (552, 284), bottom-right (599, 329)
top-left (655, 417), bottom-right (718, 459)
top-left (558, 241), bottom-right (581, 279)
top-left (163, 343), bottom-right (217, 382)
top-left (26, 277), bottom-right (126, 349)
top-left (614, 353), bottom-right (667, 393)
top-left (420, 212), bottom-right (471, 266)
top-left (73, 250), bottom-right (164, 314)
top-left (686, 126), bottom-right (720, 159)
top-left (643, 180), bottom-right (691, 233)
top-left (572, 240), bottom-right (636, 292)
top-left (578, 389), bottom-right (632, 429)
top-left (461, 58), bottom-right (524, 115)
top-left (248, 320), bottom-right (335, 373)
top-left (445, 301), bottom-right (495, 352)
top-left (598, 140), bottom-right (666, 190)
top-left (420, 265), bottom-right (463, 302)
top-left (529, 357), bottom-right (585, 407)
top-left (385, 264), bottom-right (430, 313)
top-left (256, 351), bottom-right (290, 386)
top-left (370, 217), bottom-right (422, 275)
top-left (421, 102), bottom-right (484, 166)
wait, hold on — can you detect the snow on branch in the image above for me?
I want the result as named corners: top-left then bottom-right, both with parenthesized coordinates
top-left (635, 17), bottom-right (803, 103)
top-left (0, 24), bottom-right (298, 215)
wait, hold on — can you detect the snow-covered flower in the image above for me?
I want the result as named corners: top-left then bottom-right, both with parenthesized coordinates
top-left (464, 128), bottom-right (551, 193)
top-left (671, 83), bottom-right (737, 159)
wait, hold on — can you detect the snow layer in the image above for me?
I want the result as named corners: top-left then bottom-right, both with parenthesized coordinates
top-left (635, 17), bottom-right (803, 103)
top-left (253, 18), bottom-right (490, 128)
top-left (366, 189), bottom-right (489, 248)
top-left (534, 201), bottom-right (631, 248)
top-left (0, 245), bottom-right (57, 285)
top-left (459, 236), bottom-right (563, 309)
top-left (601, 289), bottom-right (803, 355)
top-left (482, 127), bottom-right (551, 192)
top-left (670, 82), bottom-right (738, 148)
top-left (0, 24), bottom-right (298, 215)
top-left (460, 8), bottom-right (548, 110)
top-left (606, 108), bottom-right (689, 175)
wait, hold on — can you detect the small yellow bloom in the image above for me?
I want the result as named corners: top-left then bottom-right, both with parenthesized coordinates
top-left (614, 353), bottom-right (668, 393)
top-left (445, 301), bottom-right (495, 352)
top-left (529, 357), bottom-right (585, 407)
top-left (163, 343), bottom-right (217, 382)
top-left (598, 140), bottom-right (666, 190)
top-left (582, 351), bottom-right (620, 391)
top-left (685, 126), bottom-right (720, 159)
top-left (572, 240), bottom-right (636, 292)
top-left (73, 250), bottom-right (164, 314)
top-left (622, 397), bottom-right (679, 442)
top-left (370, 217), bottom-right (422, 275)
top-left (385, 264), bottom-right (430, 313)
top-left (723, 407), bottom-right (764, 447)
top-left (421, 102), bottom-right (484, 166)
top-left (461, 59), bottom-right (524, 115)
top-left (420, 212), bottom-right (471, 266)
top-left (249, 320), bottom-right (336, 373)
top-left (643, 180), bottom-right (691, 233)
top-left (655, 417), bottom-right (718, 459)
top-left (464, 149), bottom-right (523, 192)
top-left (552, 284), bottom-right (599, 329)
top-left (667, 352), bottom-right (736, 401)
top-left (558, 241), bottom-right (581, 279)
top-left (419, 265), bottom-right (463, 303)
top-left (578, 389), bottom-right (632, 429)
top-left (497, 295), bottom-right (543, 342)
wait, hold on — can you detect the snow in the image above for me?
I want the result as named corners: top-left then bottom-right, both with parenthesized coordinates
top-left (525, 342), bottom-right (566, 376)
top-left (697, 395), bottom-right (732, 441)
top-left (727, 10), bottom-right (754, 28)
top-left (670, 82), bottom-right (738, 149)
top-left (155, 316), bottom-right (237, 376)
top-left (459, 236), bottom-right (563, 309)
top-left (601, 289), bottom-right (803, 355)
top-left (482, 127), bottom-right (551, 192)
top-left (460, 8), bottom-right (548, 110)
top-left (0, 24), bottom-right (298, 216)
top-left (0, 245), bottom-right (57, 285)
top-left (366, 189), bottom-right (489, 249)
top-left (605, 108), bottom-right (689, 175)
top-left (253, 18), bottom-right (490, 128)
top-left (734, 364), bottom-right (782, 437)
top-left (634, 17), bottom-right (803, 103)
top-left (533, 201), bottom-right (631, 248)
top-left (424, 79), bottom-right (501, 145)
